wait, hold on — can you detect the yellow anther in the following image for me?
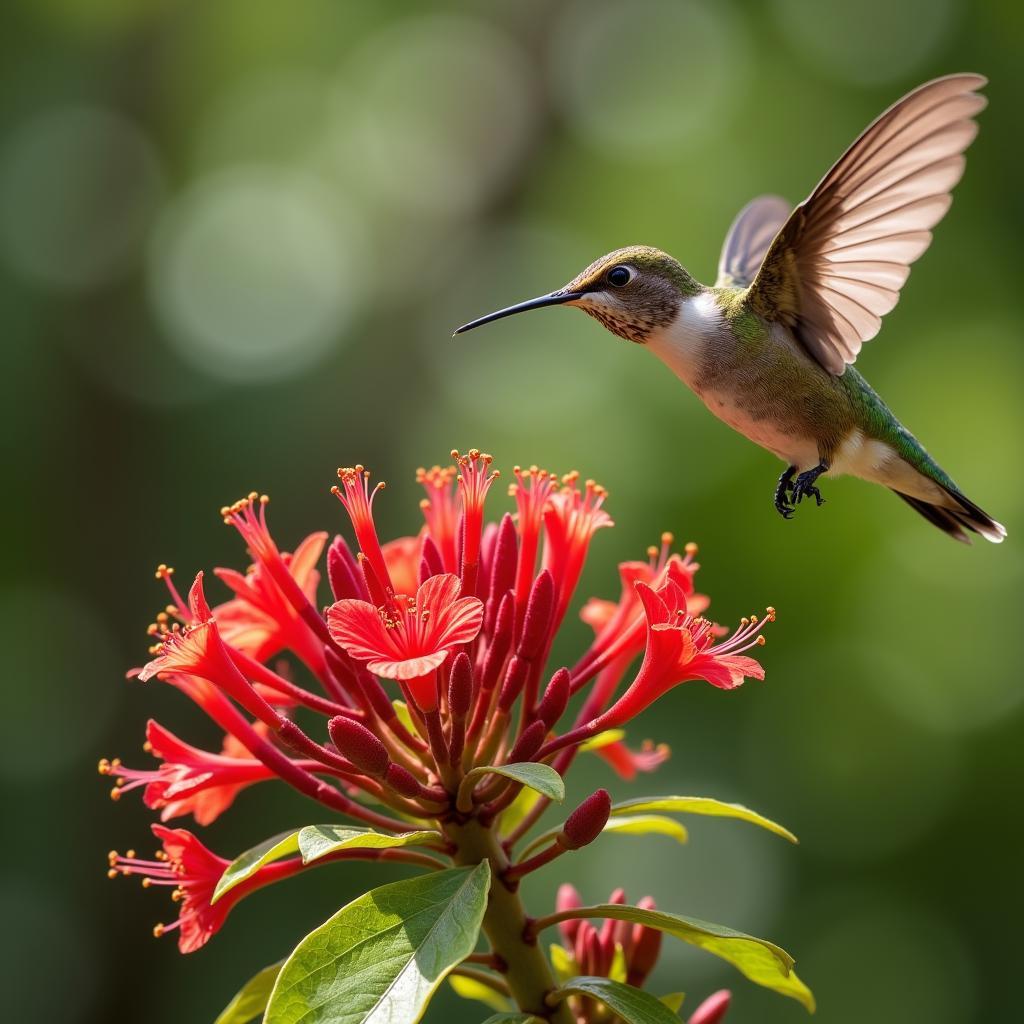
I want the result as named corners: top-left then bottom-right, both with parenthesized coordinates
top-left (153, 924), bottom-right (165, 938)
top-left (126, 849), bottom-right (136, 859)
top-left (141, 878), bottom-right (152, 888)
top-left (766, 606), bottom-right (777, 621)
top-left (109, 788), bottom-right (121, 801)
top-left (756, 635), bottom-right (766, 646)
top-left (646, 546), bottom-right (658, 558)
top-left (661, 531), bottom-right (674, 545)
top-left (98, 758), bottom-right (111, 775)
top-left (684, 542), bottom-right (698, 555)
top-left (107, 868), bottom-right (118, 879)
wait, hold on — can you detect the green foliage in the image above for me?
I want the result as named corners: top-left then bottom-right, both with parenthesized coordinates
top-left (448, 974), bottom-right (512, 1012)
top-left (296, 824), bottom-right (441, 864)
top-left (212, 961), bottom-right (282, 1024)
top-left (552, 977), bottom-right (682, 1024)
top-left (479, 1016), bottom-right (544, 1024)
top-left (610, 795), bottom-right (798, 843)
top-left (212, 831), bottom-right (300, 904)
top-left (551, 903), bottom-right (815, 1011)
top-left (464, 762), bottom-right (565, 802)
top-left (264, 864), bottom-right (490, 1024)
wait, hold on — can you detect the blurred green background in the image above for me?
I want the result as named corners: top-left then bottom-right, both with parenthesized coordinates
top-left (2, 0), bottom-right (1022, 1021)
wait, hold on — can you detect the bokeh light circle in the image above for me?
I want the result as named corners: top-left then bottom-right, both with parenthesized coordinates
top-left (0, 105), bottom-right (163, 291)
top-left (771, 0), bottom-right (959, 85)
top-left (148, 167), bottom-right (358, 383)
top-left (337, 15), bottom-right (537, 216)
top-left (550, 0), bottom-right (744, 156)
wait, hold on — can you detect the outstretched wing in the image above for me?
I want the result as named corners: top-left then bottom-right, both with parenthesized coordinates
top-left (716, 195), bottom-right (791, 288)
top-left (746, 74), bottom-right (987, 375)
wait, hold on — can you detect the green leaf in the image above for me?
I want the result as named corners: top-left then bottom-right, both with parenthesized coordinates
top-left (610, 795), bottom-right (798, 843)
top-left (660, 992), bottom-right (685, 1013)
top-left (213, 961), bottom-right (282, 1024)
top-left (553, 977), bottom-right (681, 1024)
top-left (392, 699), bottom-right (423, 740)
top-left (549, 944), bottom-right (576, 984)
top-left (578, 728), bottom-right (625, 752)
top-left (609, 943), bottom-right (628, 984)
top-left (297, 824), bottom-right (442, 864)
top-left (519, 814), bottom-right (688, 859)
top-left (448, 974), bottom-right (511, 1012)
top-left (465, 762), bottom-right (565, 802)
top-left (212, 830), bottom-right (299, 904)
top-left (265, 863), bottom-right (491, 1024)
top-left (546, 904), bottom-right (815, 1012)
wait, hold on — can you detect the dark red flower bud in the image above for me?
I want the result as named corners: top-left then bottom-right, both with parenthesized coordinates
top-left (599, 887), bottom-right (626, 948)
top-left (481, 592), bottom-right (515, 691)
top-left (328, 716), bottom-right (389, 778)
top-left (507, 720), bottom-right (546, 763)
top-left (560, 788), bottom-right (611, 850)
top-left (537, 667), bottom-right (571, 728)
top-left (518, 569), bottom-right (554, 660)
top-left (488, 513), bottom-right (518, 608)
top-left (688, 990), bottom-right (731, 1024)
top-left (498, 655), bottom-right (528, 712)
top-left (420, 534), bottom-right (445, 579)
top-left (327, 536), bottom-right (365, 600)
top-left (626, 895), bottom-right (663, 987)
top-left (447, 652), bottom-right (474, 717)
top-left (574, 920), bottom-right (597, 972)
top-left (556, 883), bottom-right (583, 946)
top-left (384, 763), bottom-right (421, 799)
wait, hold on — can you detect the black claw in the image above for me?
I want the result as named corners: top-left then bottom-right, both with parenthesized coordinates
top-left (774, 466), bottom-right (796, 519)
top-left (791, 461), bottom-right (830, 508)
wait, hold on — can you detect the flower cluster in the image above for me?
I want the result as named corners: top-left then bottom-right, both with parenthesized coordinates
top-left (103, 449), bottom-right (778, 1021)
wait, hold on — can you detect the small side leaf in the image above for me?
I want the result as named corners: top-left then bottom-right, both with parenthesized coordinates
top-left (448, 974), bottom-right (511, 1012)
top-left (578, 729), bottom-right (626, 752)
top-left (297, 824), bottom-right (442, 864)
top-left (610, 796), bottom-right (797, 843)
top-left (465, 762), bottom-right (565, 802)
top-left (212, 830), bottom-right (299, 904)
top-left (546, 904), bottom-right (814, 1012)
top-left (265, 863), bottom-right (491, 1024)
top-left (213, 961), bottom-right (282, 1024)
top-left (660, 992), bottom-right (685, 1013)
top-left (392, 699), bottom-right (424, 740)
top-left (519, 814), bottom-right (688, 859)
top-left (549, 944), bottom-right (576, 984)
top-left (497, 786), bottom-right (541, 834)
top-left (553, 977), bottom-right (681, 1024)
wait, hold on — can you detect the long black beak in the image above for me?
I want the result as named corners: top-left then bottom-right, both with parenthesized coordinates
top-left (453, 291), bottom-right (583, 336)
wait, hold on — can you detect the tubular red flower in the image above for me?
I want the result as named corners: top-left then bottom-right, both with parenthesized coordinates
top-left (108, 824), bottom-right (304, 954)
top-left (589, 581), bottom-right (770, 731)
top-left (332, 467), bottom-right (393, 603)
top-left (101, 719), bottom-right (275, 825)
top-left (327, 573), bottom-right (483, 710)
top-left (416, 464), bottom-right (459, 573)
top-left (592, 738), bottom-right (671, 781)
top-left (688, 990), bottom-right (731, 1024)
top-left (453, 449), bottom-right (500, 596)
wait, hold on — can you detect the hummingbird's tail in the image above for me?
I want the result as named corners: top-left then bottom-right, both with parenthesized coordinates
top-left (892, 484), bottom-right (1006, 544)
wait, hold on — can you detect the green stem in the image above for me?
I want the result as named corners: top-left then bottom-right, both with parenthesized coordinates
top-left (449, 820), bottom-right (574, 1023)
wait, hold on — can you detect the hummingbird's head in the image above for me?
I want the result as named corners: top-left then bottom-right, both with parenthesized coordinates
top-left (454, 246), bottom-right (700, 343)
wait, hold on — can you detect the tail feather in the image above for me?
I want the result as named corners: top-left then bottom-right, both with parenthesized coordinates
top-left (893, 485), bottom-right (1006, 544)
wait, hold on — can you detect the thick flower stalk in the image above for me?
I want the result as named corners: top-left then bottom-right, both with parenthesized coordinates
top-left (102, 448), bottom-right (814, 1023)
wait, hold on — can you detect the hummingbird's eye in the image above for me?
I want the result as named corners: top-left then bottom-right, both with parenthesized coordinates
top-left (607, 266), bottom-right (632, 287)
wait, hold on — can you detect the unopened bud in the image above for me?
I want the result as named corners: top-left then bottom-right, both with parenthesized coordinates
top-left (560, 788), bottom-right (611, 850)
top-left (507, 720), bottom-right (546, 763)
top-left (327, 536), bottom-right (364, 600)
top-left (688, 990), bottom-right (731, 1024)
top-left (328, 716), bottom-right (389, 777)
top-left (481, 592), bottom-right (515, 690)
top-left (518, 570), bottom-right (554, 660)
top-left (420, 535), bottom-right (445, 578)
top-left (599, 888), bottom-right (626, 948)
top-left (626, 894), bottom-right (662, 987)
top-left (556, 883), bottom-right (583, 945)
top-left (384, 763), bottom-right (421, 799)
top-left (498, 655), bottom-right (528, 712)
top-left (448, 652), bottom-right (474, 717)
top-left (488, 513), bottom-right (518, 608)
top-left (537, 667), bottom-right (571, 727)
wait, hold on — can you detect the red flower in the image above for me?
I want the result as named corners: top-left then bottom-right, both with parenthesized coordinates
top-left (592, 738), bottom-right (670, 781)
top-left (327, 573), bottom-right (484, 709)
top-left (592, 581), bottom-right (770, 730)
top-left (108, 824), bottom-right (303, 953)
top-left (213, 529), bottom-right (327, 675)
top-left (101, 720), bottom-right (275, 825)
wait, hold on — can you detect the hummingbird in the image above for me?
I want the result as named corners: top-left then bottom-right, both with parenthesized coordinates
top-left (455, 74), bottom-right (1005, 544)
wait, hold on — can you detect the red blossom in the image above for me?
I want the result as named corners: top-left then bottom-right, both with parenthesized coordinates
top-left (327, 573), bottom-right (483, 709)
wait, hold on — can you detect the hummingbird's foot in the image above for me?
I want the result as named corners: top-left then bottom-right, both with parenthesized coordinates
top-left (774, 466), bottom-right (796, 519)
top-left (791, 460), bottom-right (830, 507)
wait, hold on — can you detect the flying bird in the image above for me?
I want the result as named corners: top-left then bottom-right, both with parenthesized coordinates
top-left (455, 74), bottom-right (1005, 544)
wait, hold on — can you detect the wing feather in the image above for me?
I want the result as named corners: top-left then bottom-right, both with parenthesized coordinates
top-left (746, 74), bottom-right (986, 374)
top-left (716, 194), bottom-right (791, 288)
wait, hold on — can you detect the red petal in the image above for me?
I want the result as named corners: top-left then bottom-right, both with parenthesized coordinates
top-left (327, 599), bottom-right (394, 663)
